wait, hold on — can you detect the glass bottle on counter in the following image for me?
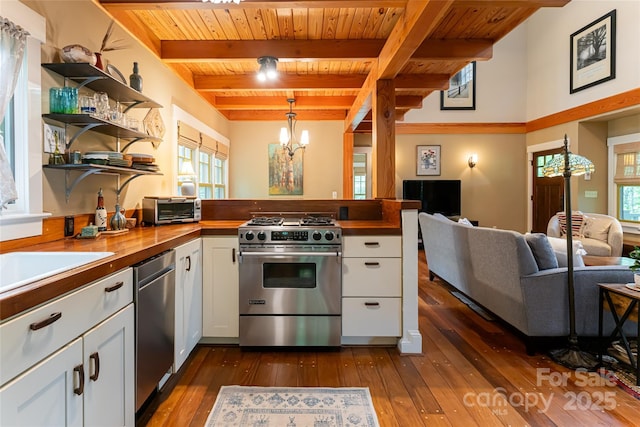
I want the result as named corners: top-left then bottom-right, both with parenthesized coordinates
top-left (95, 188), bottom-right (107, 231)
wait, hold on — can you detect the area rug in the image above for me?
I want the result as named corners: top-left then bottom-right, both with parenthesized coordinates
top-left (598, 367), bottom-right (640, 400)
top-left (204, 386), bottom-right (380, 427)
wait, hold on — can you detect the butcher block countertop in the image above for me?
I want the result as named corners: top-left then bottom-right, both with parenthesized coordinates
top-left (0, 214), bottom-right (409, 321)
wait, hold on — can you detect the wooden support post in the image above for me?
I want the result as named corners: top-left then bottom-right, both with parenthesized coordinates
top-left (372, 79), bottom-right (396, 199)
top-left (342, 131), bottom-right (354, 198)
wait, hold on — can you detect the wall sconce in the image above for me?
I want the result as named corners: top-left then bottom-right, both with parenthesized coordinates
top-left (257, 56), bottom-right (278, 81)
top-left (468, 153), bottom-right (478, 168)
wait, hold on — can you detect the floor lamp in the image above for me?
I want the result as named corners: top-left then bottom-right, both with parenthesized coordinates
top-left (542, 134), bottom-right (596, 369)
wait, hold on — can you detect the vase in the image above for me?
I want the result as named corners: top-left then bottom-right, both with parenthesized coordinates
top-left (110, 204), bottom-right (126, 230)
top-left (94, 52), bottom-right (103, 70)
top-left (129, 62), bottom-right (143, 92)
top-left (634, 273), bottom-right (640, 287)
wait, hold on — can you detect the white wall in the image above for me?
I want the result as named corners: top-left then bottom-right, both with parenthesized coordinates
top-left (404, 23), bottom-right (528, 123)
top-left (526, 0), bottom-right (640, 121)
top-left (229, 120), bottom-right (343, 199)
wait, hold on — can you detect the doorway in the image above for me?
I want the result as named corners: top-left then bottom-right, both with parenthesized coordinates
top-left (531, 148), bottom-right (563, 233)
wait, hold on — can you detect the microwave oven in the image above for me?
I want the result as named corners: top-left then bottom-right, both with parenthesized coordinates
top-left (142, 197), bottom-right (201, 225)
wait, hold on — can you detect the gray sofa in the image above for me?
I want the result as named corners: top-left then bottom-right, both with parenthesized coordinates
top-left (418, 212), bottom-right (636, 352)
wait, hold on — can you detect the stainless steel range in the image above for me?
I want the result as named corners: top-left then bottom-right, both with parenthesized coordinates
top-left (238, 216), bottom-right (342, 347)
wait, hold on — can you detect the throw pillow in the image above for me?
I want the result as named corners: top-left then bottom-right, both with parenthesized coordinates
top-left (557, 211), bottom-right (585, 237)
top-left (582, 215), bottom-right (612, 242)
top-left (525, 233), bottom-right (559, 270)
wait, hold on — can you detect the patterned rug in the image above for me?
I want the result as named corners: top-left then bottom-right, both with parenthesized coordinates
top-left (205, 386), bottom-right (380, 427)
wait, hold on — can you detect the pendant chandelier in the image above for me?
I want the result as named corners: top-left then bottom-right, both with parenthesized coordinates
top-left (201, 0), bottom-right (242, 4)
top-left (280, 98), bottom-right (309, 158)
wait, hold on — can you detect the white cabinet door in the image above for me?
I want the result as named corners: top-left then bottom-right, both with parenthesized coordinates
top-left (202, 237), bottom-right (239, 338)
top-left (83, 304), bottom-right (135, 427)
top-left (174, 238), bottom-right (203, 371)
top-left (0, 338), bottom-right (83, 427)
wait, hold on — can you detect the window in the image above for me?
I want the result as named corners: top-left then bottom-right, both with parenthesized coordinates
top-left (213, 156), bottom-right (226, 199)
top-left (610, 136), bottom-right (640, 224)
top-left (198, 150), bottom-right (213, 198)
top-left (536, 153), bottom-right (562, 177)
top-left (176, 118), bottom-right (228, 199)
top-left (352, 148), bottom-right (371, 199)
top-left (0, 5), bottom-right (48, 242)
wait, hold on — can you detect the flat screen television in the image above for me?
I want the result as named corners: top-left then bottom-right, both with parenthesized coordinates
top-left (403, 179), bottom-right (461, 217)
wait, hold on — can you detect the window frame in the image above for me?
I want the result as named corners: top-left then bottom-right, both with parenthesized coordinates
top-left (0, 4), bottom-right (49, 242)
top-left (608, 132), bottom-right (640, 234)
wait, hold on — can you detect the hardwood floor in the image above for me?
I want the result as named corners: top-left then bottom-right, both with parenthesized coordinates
top-left (138, 252), bottom-right (639, 426)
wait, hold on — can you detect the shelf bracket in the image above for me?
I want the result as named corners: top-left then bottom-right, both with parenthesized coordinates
top-left (64, 169), bottom-right (100, 202)
top-left (122, 101), bottom-right (143, 113)
top-left (116, 174), bottom-right (145, 197)
top-left (69, 75), bottom-right (108, 90)
top-left (66, 123), bottom-right (105, 150)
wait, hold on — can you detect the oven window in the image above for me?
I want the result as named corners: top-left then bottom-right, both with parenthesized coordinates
top-left (263, 263), bottom-right (316, 288)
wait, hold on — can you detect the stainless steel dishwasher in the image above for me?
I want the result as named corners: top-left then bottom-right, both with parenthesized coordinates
top-left (134, 249), bottom-right (175, 411)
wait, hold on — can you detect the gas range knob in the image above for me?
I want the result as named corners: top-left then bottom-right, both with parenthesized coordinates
top-left (245, 231), bottom-right (255, 241)
top-left (324, 231), bottom-right (335, 241)
top-left (312, 231), bottom-right (322, 241)
top-left (257, 231), bottom-right (266, 241)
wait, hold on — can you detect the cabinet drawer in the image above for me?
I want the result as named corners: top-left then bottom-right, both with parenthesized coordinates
top-left (0, 268), bottom-right (132, 386)
top-left (342, 297), bottom-right (401, 337)
top-left (343, 236), bottom-right (401, 258)
top-left (342, 258), bottom-right (401, 297)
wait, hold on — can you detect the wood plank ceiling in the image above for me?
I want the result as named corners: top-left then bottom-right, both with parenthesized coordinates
top-left (98, 0), bottom-right (570, 131)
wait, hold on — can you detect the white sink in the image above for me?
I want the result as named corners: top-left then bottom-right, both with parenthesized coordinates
top-left (0, 251), bottom-right (114, 293)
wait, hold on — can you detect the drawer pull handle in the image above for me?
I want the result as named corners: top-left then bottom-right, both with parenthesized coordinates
top-left (186, 255), bottom-right (191, 271)
top-left (364, 262), bottom-right (380, 267)
top-left (364, 242), bottom-right (379, 247)
top-left (29, 312), bottom-right (62, 330)
top-left (104, 281), bottom-right (124, 293)
top-left (73, 364), bottom-right (85, 395)
top-left (89, 352), bottom-right (100, 381)
top-left (232, 248), bottom-right (236, 263)
top-left (364, 302), bottom-right (380, 307)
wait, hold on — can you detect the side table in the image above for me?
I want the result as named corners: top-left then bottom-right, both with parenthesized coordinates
top-left (598, 283), bottom-right (639, 386)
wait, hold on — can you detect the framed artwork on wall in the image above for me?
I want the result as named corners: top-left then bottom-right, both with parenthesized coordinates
top-left (570, 9), bottom-right (616, 94)
top-left (416, 145), bottom-right (441, 176)
top-left (268, 143), bottom-right (303, 195)
top-left (440, 62), bottom-right (476, 110)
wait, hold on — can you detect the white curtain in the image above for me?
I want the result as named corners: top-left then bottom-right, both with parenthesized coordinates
top-left (0, 16), bottom-right (29, 209)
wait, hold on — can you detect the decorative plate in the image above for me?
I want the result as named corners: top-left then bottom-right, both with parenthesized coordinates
top-left (143, 108), bottom-right (165, 139)
top-left (106, 64), bottom-right (127, 84)
top-left (625, 283), bottom-right (640, 292)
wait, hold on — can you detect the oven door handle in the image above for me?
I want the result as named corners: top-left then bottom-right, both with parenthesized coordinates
top-left (239, 251), bottom-right (342, 258)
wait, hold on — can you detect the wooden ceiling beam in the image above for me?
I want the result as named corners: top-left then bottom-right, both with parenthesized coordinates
top-left (161, 38), bottom-right (493, 63)
top-left (213, 96), bottom-right (356, 110)
top-left (345, 0), bottom-right (454, 131)
top-left (99, 0), bottom-right (408, 10)
top-left (453, 0), bottom-right (569, 7)
top-left (412, 39), bottom-right (493, 62)
top-left (161, 40), bottom-right (384, 62)
top-left (194, 74), bottom-right (367, 91)
top-left (395, 74), bottom-right (450, 90)
top-left (377, 0), bottom-right (455, 79)
top-left (211, 94), bottom-right (422, 110)
top-left (224, 109), bottom-right (347, 121)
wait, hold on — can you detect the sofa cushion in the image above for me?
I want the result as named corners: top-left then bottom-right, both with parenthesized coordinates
top-left (525, 233), bottom-right (559, 270)
top-left (557, 211), bottom-right (585, 237)
top-left (582, 215), bottom-right (612, 242)
top-left (580, 237), bottom-right (613, 256)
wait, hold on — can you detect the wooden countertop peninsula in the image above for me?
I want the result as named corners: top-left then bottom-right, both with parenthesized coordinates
top-left (0, 199), bottom-right (419, 320)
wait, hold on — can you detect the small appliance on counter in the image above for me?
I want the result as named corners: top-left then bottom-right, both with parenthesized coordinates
top-left (142, 196), bottom-right (201, 225)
